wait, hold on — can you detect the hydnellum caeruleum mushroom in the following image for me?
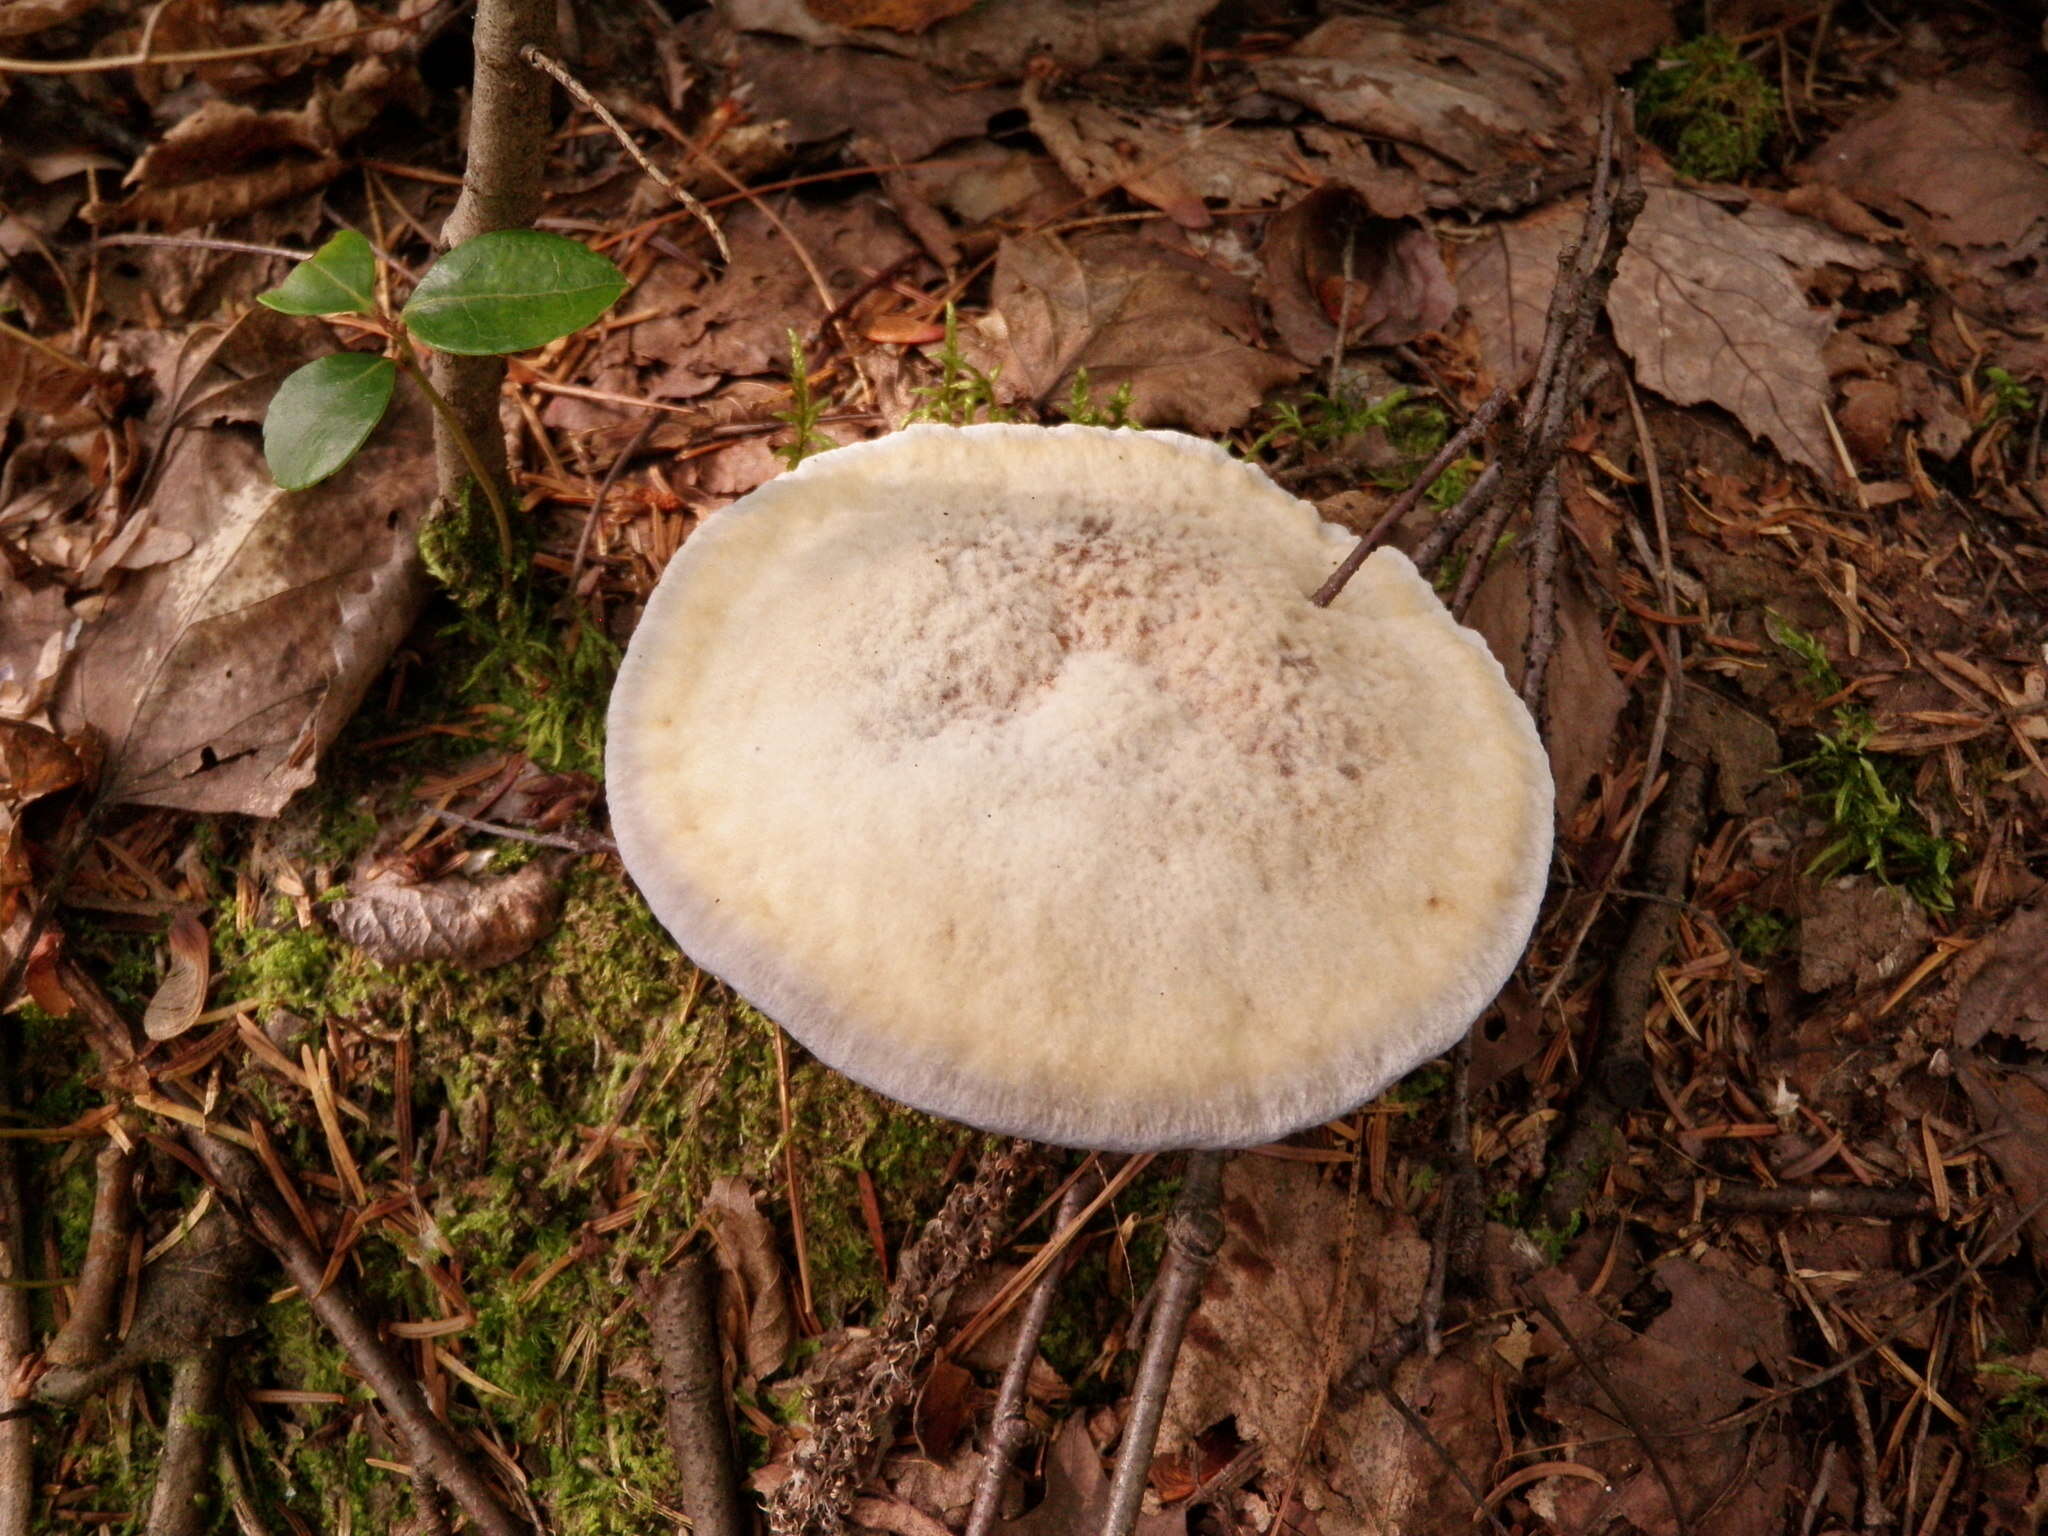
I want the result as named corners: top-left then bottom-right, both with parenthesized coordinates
top-left (607, 423), bottom-right (1553, 1530)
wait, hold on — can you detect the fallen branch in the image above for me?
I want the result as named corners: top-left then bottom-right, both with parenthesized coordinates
top-left (43, 1137), bottom-right (137, 1369)
top-left (1707, 1184), bottom-right (1931, 1219)
top-left (643, 1249), bottom-right (747, 1536)
top-left (143, 1343), bottom-right (227, 1536)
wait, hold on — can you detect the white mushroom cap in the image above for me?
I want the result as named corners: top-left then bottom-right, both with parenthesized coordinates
top-left (607, 424), bottom-right (1552, 1151)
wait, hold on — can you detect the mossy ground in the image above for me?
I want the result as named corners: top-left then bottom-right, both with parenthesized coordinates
top-left (18, 593), bottom-right (973, 1532)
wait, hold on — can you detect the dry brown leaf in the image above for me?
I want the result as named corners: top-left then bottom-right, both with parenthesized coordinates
top-left (49, 335), bottom-right (430, 815)
top-left (996, 1418), bottom-right (1184, 1536)
top-left (1454, 201), bottom-right (1578, 392)
top-left (1538, 0), bottom-right (1672, 74)
top-left (328, 862), bottom-right (563, 971)
top-left (1954, 905), bottom-right (2048, 1052)
top-left (1259, 190), bottom-right (1456, 368)
top-left (1802, 75), bottom-right (2048, 252)
top-left (0, 0), bottom-right (93, 38)
top-left (1254, 1), bottom-right (1593, 213)
top-left (83, 99), bottom-right (342, 229)
top-left (1023, 95), bottom-right (1309, 226)
top-left (1464, 558), bottom-right (1626, 822)
top-left (1531, 1262), bottom-right (1791, 1536)
top-left (702, 1176), bottom-right (796, 1383)
top-left (143, 912), bottom-right (212, 1042)
top-left (1609, 185), bottom-right (1839, 478)
top-left (800, 0), bottom-right (974, 32)
top-left (1960, 1061), bottom-right (2048, 1265)
top-left (716, 0), bottom-right (1221, 77)
top-left (976, 231), bottom-right (1301, 434)
top-left (1792, 879), bottom-right (1928, 995)
top-left (1161, 1157), bottom-right (1429, 1458)
top-left (734, 38), bottom-right (1007, 162)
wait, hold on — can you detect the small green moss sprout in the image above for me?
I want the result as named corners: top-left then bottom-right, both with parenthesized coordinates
top-left (1636, 35), bottom-right (1780, 182)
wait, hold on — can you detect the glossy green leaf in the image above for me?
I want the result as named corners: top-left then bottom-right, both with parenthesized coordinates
top-left (263, 353), bottom-right (397, 490)
top-left (258, 229), bottom-right (378, 317)
top-left (401, 230), bottom-right (628, 356)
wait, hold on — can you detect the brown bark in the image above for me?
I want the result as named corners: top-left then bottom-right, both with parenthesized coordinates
top-left (643, 1251), bottom-right (747, 1536)
top-left (429, 0), bottom-right (555, 517)
top-left (143, 1344), bottom-right (227, 1536)
top-left (43, 1139), bottom-right (136, 1368)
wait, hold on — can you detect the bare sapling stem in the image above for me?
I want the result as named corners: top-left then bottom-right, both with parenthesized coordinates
top-left (1101, 1150), bottom-right (1225, 1536)
top-left (396, 336), bottom-right (514, 564)
top-left (966, 1166), bottom-right (1101, 1536)
top-left (428, 0), bottom-right (551, 538)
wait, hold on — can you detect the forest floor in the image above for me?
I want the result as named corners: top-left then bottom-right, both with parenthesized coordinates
top-left (4, 0), bottom-right (2048, 1533)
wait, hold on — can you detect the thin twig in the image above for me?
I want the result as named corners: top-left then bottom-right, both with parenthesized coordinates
top-left (1102, 1151), bottom-right (1225, 1536)
top-left (1520, 466), bottom-right (1564, 715)
top-left (519, 46), bottom-right (726, 259)
top-left (1311, 387), bottom-right (1512, 606)
top-left (965, 1168), bottom-right (1099, 1536)
top-left (568, 413), bottom-right (659, 599)
top-left (1707, 1184), bottom-right (1930, 1218)
top-left (43, 1137), bottom-right (136, 1368)
top-left (429, 807), bottom-right (616, 854)
top-left (0, 1018), bottom-right (31, 1536)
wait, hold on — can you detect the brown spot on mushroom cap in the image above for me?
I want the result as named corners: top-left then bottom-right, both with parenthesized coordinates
top-left (607, 424), bottom-right (1552, 1151)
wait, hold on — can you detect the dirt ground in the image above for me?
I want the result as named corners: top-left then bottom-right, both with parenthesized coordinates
top-left (4, 0), bottom-right (2048, 1533)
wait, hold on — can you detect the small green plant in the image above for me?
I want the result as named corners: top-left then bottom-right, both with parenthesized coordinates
top-left (1635, 34), bottom-right (1780, 182)
top-left (258, 228), bottom-right (628, 557)
top-left (775, 331), bottom-right (837, 469)
top-left (1246, 384), bottom-right (1475, 504)
top-left (1978, 366), bottom-right (2037, 426)
top-left (907, 305), bottom-right (1012, 427)
top-left (1729, 903), bottom-right (1793, 961)
top-left (1765, 610), bottom-right (1844, 698)
top-left (1059, 368), bottom-right (1140, 429)
top-left (1783, 712), bottom-right (1961, 912)
top-left (1979, 1363), bottom-right (2048, 1468)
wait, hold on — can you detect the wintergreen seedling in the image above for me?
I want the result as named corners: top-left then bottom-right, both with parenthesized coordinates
top-left (257, 228), bottom-right (628, 508)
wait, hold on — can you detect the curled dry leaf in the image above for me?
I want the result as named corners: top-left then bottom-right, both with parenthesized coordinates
top-left (702, 1175), bottom-right (796, 1383)
top-left (995, 1418), bottom-right (1184, 1536)
top-left (143, 912), bottom-right (212, 1042)
top-left (976, 231), bottom-right (1301, 434)
top-left (83, 99), bottom-right (341, 230)
top-left (1952, 904), bottom-right (2048, 1051)
top-left (1258, 189), bottom-right (1456, 368)
top-left (1254, 1), bottom-right (1594, 213)
top-left (328, 861), bottom-right (563, 971)
top-left (734, 38), bottom-right (1008, 163)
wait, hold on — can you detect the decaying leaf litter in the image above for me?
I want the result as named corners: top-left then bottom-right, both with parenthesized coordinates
top-left (3, 0), bottom-right (2048, 1533)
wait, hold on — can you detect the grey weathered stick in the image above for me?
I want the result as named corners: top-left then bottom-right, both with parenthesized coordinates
top-left (1707, 1184), bottom-right (1930, 1219)
top-left (1101, 1151), bottom-right (1225, 1536)
top-left (965, 1169), bottom-right (1099, 1536)
top-left (644, 1249), bottom-right (747, 1536)
top-left (0, 1018), bottom-right (33, 1536)
top-left (428, 0), bottom-right (552, 513)
top-left (144, 1343), bottom-right (227, 1536)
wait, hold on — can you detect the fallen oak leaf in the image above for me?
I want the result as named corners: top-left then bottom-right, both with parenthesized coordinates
top-left (702, 1175), bottom-right (796, 1384)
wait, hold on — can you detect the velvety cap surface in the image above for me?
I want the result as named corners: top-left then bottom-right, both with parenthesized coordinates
top-left (607, 424), bottom-right (1552, 1150)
